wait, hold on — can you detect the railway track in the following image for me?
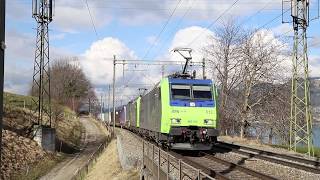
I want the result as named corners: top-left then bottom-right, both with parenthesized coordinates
top-left (126, 128), bottom-right (279, 179)
top-left (215, 142), bottom-right (320, 174)
top-left (199, 152), bottom-right (278, 180)
top-left (121, 128), bottom-right (320, 179)
top-left (168, 150), bottom-right (230, 180)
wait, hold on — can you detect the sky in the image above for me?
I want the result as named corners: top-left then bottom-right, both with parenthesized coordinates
top-left (4, 0), bottom-right (320, 104)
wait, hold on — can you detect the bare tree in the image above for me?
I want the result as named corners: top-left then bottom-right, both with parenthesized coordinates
top-left (30, 57), bottom-right (94, 115)
top-left (50, 57), bottom-right (94, 113)
top-left (204, 18), bottom-right (244, 134)
top-left (237, 30), bottom-right (285, 138)
top-left (251, 82), bottom-right (291, 144)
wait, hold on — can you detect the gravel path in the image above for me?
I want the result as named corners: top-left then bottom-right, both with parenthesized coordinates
top-left (40, 116), bottom-right (106, 180)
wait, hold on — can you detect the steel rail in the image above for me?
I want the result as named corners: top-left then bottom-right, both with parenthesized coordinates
top-left (127, 129), bottom-right (223, 179)
top-left (201, 152), bottom-right (278, 180)
top-left (217, 142), bottom-right (320, 174)
top-left (168, 150), bottom-right (230, 180)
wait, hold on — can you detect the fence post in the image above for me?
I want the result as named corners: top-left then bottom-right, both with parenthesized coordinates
top-left (198, 169), bottom-right (201, 180)
top-left (142, 141), bottom-right (144, 168)
top-left (179, 160), bottom-right (182, 180)
top-left (152, 144), bottom-right (154, 162)
top-left (167, 153), bottom-right (169, 180)
top-left (158, 148), bottom-right (160, 180)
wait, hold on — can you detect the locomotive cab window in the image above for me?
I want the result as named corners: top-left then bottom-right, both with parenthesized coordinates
top-left (192, 85), bottom-right (213, 100)
top-left (171, 84), bottom-right (191, 99)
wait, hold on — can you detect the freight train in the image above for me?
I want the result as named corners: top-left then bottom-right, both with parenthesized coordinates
top-left (111, 76), bottom-right (219, 150)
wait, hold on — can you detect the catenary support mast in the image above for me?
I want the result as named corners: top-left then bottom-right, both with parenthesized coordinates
top-left (289, 0), bottom-right (313, 156)
top-left (31, 0), bottom-right (54, 127)
top-left (0, 0), bottom-right (6, 174)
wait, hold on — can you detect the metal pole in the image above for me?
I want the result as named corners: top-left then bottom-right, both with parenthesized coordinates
top-left (161, 65), bottom-right (165, 77)
top-left (113, 55), bottom-right (116, 134)
top-left (202, 58), bottom-right (206, 79)
top-left (0, 0), bottom-right (5, 174)
top-left (88, 98), bottom-right (91, 115)
top-left (108, 85), bottom-right (111, 124)
top-left (100, 94), bottom-right (103, 120)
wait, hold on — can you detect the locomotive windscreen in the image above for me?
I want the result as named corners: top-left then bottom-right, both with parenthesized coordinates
top-left (171, 84), bottom-right (213, 100)
top-left (193, 85), bottom-right (212, 100)
top-left (171, 84), bottom-right (191, 99)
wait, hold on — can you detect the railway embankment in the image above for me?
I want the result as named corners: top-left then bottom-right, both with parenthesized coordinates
top-left (84, 128), bottom-right (141, 180)
top-left (85, 128), bottom-right (320, 180)
top-left (1, 92), bottom-right (84, 179)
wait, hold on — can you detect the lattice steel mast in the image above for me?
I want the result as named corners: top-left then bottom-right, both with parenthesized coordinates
top-left (289, 0), bottom-right (313, 156)
top-left (31, 0), bottom-right (53, 127)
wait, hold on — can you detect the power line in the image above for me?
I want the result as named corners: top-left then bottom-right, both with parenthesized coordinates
top-left (83, 0), bottom-right (99, 38)
top-left (152, 0), bottom-right (195, 59)
top-left (239, 0), bottom-right (274, 25)
top-left (187, 0), bottom-right (241, 46)
top-left (142, 0), bottom-right (182, 59)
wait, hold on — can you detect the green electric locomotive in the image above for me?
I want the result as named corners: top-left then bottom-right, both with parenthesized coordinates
top-left (125, 76), bottom-right (219, 150)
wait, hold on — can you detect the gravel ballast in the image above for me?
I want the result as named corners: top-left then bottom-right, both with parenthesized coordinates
top-left (116, 128), bottom-right (143, 170)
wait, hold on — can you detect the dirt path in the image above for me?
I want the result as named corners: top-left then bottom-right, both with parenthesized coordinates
top-left (40, 116), bottom-right (106, 180)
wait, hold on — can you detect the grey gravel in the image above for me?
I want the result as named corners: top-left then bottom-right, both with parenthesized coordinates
top-left (214, 151), bottom-right (320, 180)
top-left (116, 128), bottom-right (143, 170)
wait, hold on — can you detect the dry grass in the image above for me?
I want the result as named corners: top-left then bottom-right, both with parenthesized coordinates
top-left (2, 92), bottom-right (84, 179)
top-left (85, 140), bottom-right (139, 180)
top-left (89, 116), bottom-right (110, 137)
top-left (55, 114), bottom-right (84, 149)
top-left (12, 154), bottom-right (65, 180)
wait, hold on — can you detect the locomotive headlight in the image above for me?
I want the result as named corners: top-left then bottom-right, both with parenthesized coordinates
top-left (171, 118), bottom-right (181, 124)
top-left (204, 119), bottom-right (214, 125)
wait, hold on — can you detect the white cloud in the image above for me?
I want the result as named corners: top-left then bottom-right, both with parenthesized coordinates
top-left (79, 37), bottom-right (174, 104)
top-left (310, 55), bottom-right (320, 77)
top-left (155, 26), bottom-right (215, 78)
top-left (311, 36), bottom-right (320, 48)
top-left (7, 0), bottom-right (284, 32)
top-left (4, 29), bottom-right (75, 95)
top-left (80, 37), bottom-right (137, 87)
top-left (169, 26), bottom-right (214, 62)
top-left (271, 24), bottom-right (292, 36)
top-left (52, 4), bottom-right (112, 33)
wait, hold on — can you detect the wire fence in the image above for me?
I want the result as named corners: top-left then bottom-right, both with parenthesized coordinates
top-left (71, 135), bottom-right (113, 180)
top-left (142, 140), bottom-right (215, 180)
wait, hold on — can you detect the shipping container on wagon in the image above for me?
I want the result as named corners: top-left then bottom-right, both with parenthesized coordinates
top-left (119, 106), bottom-right (126, 127)
top-left (128, 97), bottom-right (141, 129)
top-left (110, 106), bottom-right (124, 127)
top-left (140, 85), bottom-right (162, 133)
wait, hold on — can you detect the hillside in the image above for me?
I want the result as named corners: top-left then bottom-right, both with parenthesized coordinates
top-left (2, 92), bottom-right (84, 179)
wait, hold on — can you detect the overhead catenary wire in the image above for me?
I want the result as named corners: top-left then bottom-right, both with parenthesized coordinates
top-left (83, 0), bottom-right (99, 38)
top-left (187, 0), bottom-right (241, 47)
top-left (151, 0), bottom-right (195, 59)
top-left (142, 0), bottom-right (182, 59)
